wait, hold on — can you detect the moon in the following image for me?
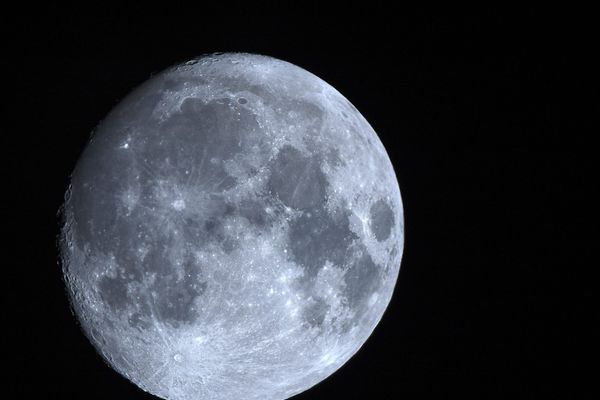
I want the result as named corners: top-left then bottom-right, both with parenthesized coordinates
top-left (60, 53), bottom-right (403, 400)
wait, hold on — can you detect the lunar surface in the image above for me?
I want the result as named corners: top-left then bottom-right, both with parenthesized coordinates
top-left (60, 53), bottom-right (403, 400)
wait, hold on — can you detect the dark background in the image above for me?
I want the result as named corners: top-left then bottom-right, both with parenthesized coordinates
top-left (8, 8), bottom-right (596, 399)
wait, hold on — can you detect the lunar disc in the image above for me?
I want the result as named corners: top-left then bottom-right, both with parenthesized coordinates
top-left (60, 52), bottom-right (404, 400)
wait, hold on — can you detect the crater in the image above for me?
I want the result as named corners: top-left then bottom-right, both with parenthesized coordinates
top-left (369, 199), bottom-right (394, 242)
top-left (171, 198), bottom-right (186, 211)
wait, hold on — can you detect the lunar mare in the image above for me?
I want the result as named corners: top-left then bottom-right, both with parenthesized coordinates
top-left (60, 53), bottom-right (403, 400)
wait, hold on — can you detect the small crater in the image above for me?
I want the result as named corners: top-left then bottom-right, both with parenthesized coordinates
top-left (172, 199), bottom-right (186, 211)
top-left (237, 97), bottom-right (248, 104)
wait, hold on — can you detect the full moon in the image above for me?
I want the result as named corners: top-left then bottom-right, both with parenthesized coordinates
top-left (60, 53), bottom-right (403, 400)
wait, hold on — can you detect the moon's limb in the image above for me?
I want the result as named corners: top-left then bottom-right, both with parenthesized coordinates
top-left (60, 53), bottom-right (403, 400)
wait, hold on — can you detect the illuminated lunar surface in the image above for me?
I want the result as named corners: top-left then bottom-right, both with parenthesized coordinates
top-left (60, 53), bottom-right (403, 400)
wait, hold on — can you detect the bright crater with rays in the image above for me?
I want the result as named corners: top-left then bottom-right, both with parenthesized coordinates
top-left (60, 53), bottom-right (403, 400)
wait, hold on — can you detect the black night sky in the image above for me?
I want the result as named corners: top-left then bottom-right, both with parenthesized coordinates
top-left (8, 7), bottom-right (595, 399)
